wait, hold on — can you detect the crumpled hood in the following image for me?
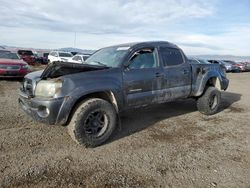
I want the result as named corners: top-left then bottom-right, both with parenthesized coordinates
top-left (40, 61), bottom-right (109, 79)
top-left (25, 70), bottom-right (43, 80)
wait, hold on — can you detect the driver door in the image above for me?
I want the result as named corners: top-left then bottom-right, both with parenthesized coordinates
top-left (123, 48), bottom-right (164, 108)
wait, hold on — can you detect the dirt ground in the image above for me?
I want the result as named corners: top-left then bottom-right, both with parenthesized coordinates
top-left (0, 73), bottom-right (249, 188)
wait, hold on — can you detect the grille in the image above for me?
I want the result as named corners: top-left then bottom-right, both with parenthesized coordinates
top-left (22, 78), bottom-right (34, 96)
top-left (0, 64), bottom-right (21, 70)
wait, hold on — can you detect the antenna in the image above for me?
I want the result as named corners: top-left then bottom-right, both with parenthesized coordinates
top-left (74, 32), bottom-right (76, 48)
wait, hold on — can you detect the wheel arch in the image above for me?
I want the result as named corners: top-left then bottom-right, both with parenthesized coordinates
top-left (193, 73), bottom-right (223, 97)
top-left (206, 77), bottom-right (221, 89)
top-left (201, 76), bottom-right (222, 95)
top-left (64, 90), bottom-right (119, 126)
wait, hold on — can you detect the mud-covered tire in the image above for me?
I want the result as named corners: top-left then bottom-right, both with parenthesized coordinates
top-left (67, 98), bottom-right (117, 147)
top-left (197, 87), bottom-right (221, 115)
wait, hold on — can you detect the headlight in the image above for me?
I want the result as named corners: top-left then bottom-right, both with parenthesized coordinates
top-left (22, 64), bottom-right (30, 70)
top-left (35, 80), bottom-right (63, 98)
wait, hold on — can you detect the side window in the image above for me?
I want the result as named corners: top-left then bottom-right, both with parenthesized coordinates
top-left (129, 49), bottom-right (157, 69)
top-left (72, 56), bottom-right (78, 61)
top-left (83, 56), bottom-right (89, 61)
top-left (160, 47), bottom-right (184, 66)
top-left (77, 56), bottom-right (81, 61)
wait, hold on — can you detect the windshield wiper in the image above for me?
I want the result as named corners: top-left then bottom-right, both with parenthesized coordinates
top-left (89, 61), bottom-right (110, 67)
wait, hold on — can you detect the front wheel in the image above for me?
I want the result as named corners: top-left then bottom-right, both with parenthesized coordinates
top-left (197, 87), bottom-right (221, 115)
top-left (68, 98), bottom-right (117, 147)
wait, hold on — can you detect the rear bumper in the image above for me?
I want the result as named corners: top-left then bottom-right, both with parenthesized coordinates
top-left (18, 91), bottom-right (67, 125)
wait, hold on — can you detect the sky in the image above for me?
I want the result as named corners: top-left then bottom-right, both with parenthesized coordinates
top-left (0, 0), bottom-right (250, 55)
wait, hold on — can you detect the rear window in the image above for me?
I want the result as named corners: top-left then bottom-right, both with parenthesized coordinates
top-left (160, 47), bottom-right (184, 66)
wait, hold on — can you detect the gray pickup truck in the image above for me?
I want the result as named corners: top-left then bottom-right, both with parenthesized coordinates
top-left (19, 41), bottom-right (229, 147)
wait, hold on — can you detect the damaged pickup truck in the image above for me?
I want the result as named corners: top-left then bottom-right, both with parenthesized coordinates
top-left (19, 41), bottom-right (229, 147)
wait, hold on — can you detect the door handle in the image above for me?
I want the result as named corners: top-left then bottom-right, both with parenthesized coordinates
top-left (155, 72), bottom-right (164, 78)
top-left (183, 70), bottom-right (189, 74)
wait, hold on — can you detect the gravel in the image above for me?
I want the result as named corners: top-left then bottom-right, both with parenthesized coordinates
top-left (0, 73), bottom-right (250, 187)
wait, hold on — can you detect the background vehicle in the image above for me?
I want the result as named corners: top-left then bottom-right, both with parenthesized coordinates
top-left (48, 51), bottom-right (73, 63)
top-left (0, 50), bottom-right (11, 53)
top-left (19, 41), bottom-right (229, 147)
top-left (71, 52), bottom-right (78, 56)
top-left (223, 60), bottom-right (244, 72)
top-left (189, 58), bottom-right (211, 64)
top-left (35, 52), bottom-right (49, 64)
top-left (0, 52), bottom-right (31, 78)
top-left (244, 62), bottom-right (250, 71)
top-left (70, 54), bottom-right (91, 63)
top-left (234, 62), bottom-right (247, 72)
top-left (17, 50), bottom-right (36, 65)
top-left (208, 60), bottom-right (240, 72)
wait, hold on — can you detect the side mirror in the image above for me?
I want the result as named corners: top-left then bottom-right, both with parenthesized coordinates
top-left (124, 66), bottom-right (130, 72)
top-left (123, 61), bottom-right (130, 68)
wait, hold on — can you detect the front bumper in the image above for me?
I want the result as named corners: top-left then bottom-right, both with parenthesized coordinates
top-left (0, 70), bottom-right (29, 78)
top-left (18, 91), bottom-right (67, 125)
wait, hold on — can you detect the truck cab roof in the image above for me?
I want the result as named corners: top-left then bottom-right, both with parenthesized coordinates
top-left (107, 41), bottom-right (179, 50)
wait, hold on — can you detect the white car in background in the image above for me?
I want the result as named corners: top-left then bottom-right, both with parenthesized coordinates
top-left (70, 54), bottom-right (91, 64)
top-left (48, 51), bottom-right (73, 63)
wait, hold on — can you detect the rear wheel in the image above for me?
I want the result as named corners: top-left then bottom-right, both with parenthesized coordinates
top-left (197, 87), bottom-right (221, 115)
top-left (67, 98), bottom-right (117, 147)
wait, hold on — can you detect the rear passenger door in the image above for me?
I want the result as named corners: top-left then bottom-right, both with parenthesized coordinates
top-left (159, 47), bottom-right (192, 100)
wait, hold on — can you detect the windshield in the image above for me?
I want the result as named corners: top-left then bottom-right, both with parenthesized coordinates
top-left (59, 53), bottom-right (73, 57)
top-left (37, 53), bottom-right (44, 57)
top-left (44, 53), bottom-right (49, 57)
top-left (18, 50), bottom-right (33, 56)
top-left (85, 46), bottom-right (129, 67)
top-left (0, 52), bottom-right (20, 60)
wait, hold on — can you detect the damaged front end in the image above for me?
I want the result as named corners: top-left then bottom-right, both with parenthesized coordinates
top-left (19, 61), bottom-right (109, 125)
